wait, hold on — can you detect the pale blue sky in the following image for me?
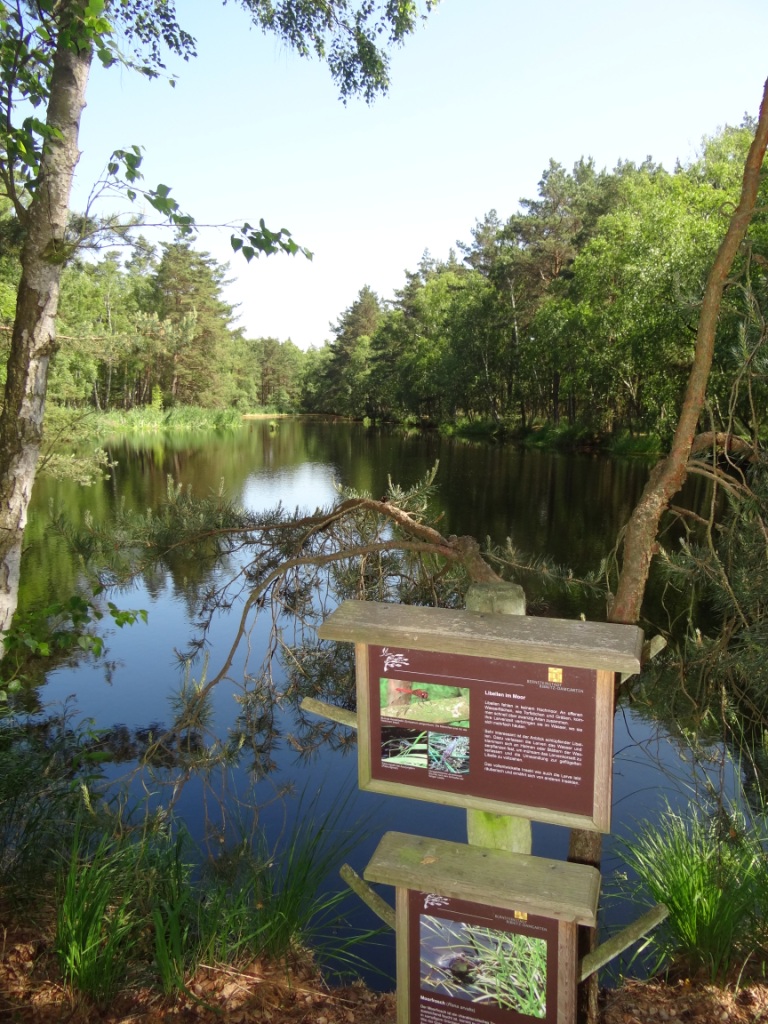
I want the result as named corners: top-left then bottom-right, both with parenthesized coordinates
top-left (72, 0), bottom-right (768, 349)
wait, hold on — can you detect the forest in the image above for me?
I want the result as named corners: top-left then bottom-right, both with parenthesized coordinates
top-left (2, 118), bottom-right (765, 449)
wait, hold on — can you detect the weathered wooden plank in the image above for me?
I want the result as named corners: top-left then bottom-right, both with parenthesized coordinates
top-left (395, 889), bottom-right (410, 1024)
top-left (356, 641), bottom-right (374, 793)
top-left (360, 774), bottom-right (604, 831)
top-left (299, 697), bottom-right (358, 730)
top-left (318, 601), bottom-right (643, 673)
top-left (579, 904), bottom-right (669, 981)
top-left (558, 920), bottom-right (578, 1024)
top-left (339, 863), bottom-right (395, 929)
top-left (360, 775), bottom-right (605, 831)
top-left (364, 832), bottom-right (600, 926)
top-left (592, 669), bottom-right (615, 833)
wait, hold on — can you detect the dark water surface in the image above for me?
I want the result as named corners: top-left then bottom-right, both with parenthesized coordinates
top-left (23, 419), bottom-right (717, 983)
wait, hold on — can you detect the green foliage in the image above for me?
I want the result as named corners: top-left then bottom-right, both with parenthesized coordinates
top-left (305, 124), bottom-right (768, 441)
top-left (91, 404), bottom-right (243, 433)
top-left (606, 431), bottom-right (665, 456)
top-left (231, 219), bottom-right (313, 262)
top-left (641, 456), bottom-right (768, 734)
top-left (150, 834), bottom-right (196, 994)
top-left (50, 243), bottom-right (311, 416)
top-left (318, 285), bottom-right (382, 417)
top-left (196, 789), bottom-right (379, 973)
top-left (617, 800), bottom-right (768, 983)
top-left (38, 407), bottom-right (114, 485)
top-left (0, 0), bottom-right (427, 231)
top-left (0, 702), bottom-right (381, 999)
top-left (0, 0), bottom-right (194, 215)
top-left (0, 591), bottom-right (147, 700)
top-left (236, 0), bottom-right (438, 104)
top-left (0, 712), bottom-right (90, 904)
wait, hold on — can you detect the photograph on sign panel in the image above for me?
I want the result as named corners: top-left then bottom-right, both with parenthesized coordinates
top-left (419, 913), bottom-right (547, 1018)
top-left (427, 732), bottom-right (470, 774)
top-left (379, 678), bottom-right (470, 728)
top-left (380, 726), bottom-right (429, 768)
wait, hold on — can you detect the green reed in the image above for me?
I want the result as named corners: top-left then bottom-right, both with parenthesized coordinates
top-left (618, 801), bottom-right (768, 983)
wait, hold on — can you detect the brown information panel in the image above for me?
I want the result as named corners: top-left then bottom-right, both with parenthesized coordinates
top-left (366, 644), bottom-right (607, 826)
top-left (408, 889), bottom-right (558, 1024)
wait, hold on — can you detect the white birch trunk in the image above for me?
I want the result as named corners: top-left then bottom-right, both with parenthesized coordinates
top-left (0, 28), bottom-right (92, 637)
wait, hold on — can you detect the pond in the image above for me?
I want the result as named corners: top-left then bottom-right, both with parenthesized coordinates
top-left (22, 417), bottom-right (724, 985)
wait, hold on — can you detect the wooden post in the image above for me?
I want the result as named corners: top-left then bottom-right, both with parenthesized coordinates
top-left (465, 581), bottom-right (530, 856)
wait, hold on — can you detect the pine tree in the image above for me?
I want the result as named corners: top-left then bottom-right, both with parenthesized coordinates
top-left (150, 242), bottom-right (239, 407)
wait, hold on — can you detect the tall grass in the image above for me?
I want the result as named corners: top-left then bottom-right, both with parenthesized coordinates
top-left (197, 789), bottom-right (381, 975)
top-left (606, 430), bottom-right (665, 456)
top-left (50, 798), bottom-right (378, 1003)
top-left (55, 828), bottom-right (139, 1006)
top-left (618, 801), bottom-right (768, 983)
top-left (517, 422), bottom-right (598, 451)
top-left (1, 712), bottom-right (379, 1003)
top-left (93, 405), bottom-right (243, 435)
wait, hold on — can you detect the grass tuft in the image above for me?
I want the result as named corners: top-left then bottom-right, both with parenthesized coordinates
top-left (55, 827), bottom-right (139, 1007)
top-left (617, 801), bottom-right (768, 983)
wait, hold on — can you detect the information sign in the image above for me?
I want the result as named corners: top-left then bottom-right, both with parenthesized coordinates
top-left (363, 831), bottom-right (600, 1024)
top-left (371, 644), bottom-right (598, 822)
top-left (318, 602), bottom-right (644, 833)
top-left (410, 889), bottom-right (557, 1024)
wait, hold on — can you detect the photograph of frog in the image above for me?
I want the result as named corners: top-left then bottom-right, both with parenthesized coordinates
top-left (419, 913), bottom-right (547, 1018)
top-left (379, 679), bottom-right (470, 728)
top-left (381, 726), bottom-right (428, 768)
top-left (427, 732), bottom-right (470, 774)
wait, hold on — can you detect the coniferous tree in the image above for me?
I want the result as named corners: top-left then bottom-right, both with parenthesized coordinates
top-left (322, 285), bottom-right (381, 416)
top-left (149, 242), bottom-right (239, 407)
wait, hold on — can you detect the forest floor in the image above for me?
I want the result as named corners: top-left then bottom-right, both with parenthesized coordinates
top-left (2, 918), bottom-right (768, 1024)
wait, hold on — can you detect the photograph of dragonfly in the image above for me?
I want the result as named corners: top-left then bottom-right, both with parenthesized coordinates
top-left (378, 679), bottom-right (470, 728)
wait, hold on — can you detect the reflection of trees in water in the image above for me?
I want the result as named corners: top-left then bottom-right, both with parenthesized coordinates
top-left (32, 446), bottom-right (768, 820)
top-left (39, 468), bottom-right (476, 792)
top-left (2, 711), bottom-right (206, 769)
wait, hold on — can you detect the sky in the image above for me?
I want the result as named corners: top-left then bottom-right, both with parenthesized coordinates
top-left (71, 0), bottom-right (768, 350)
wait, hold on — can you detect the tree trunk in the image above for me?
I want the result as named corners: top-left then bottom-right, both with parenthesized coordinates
top-left (552, 368), bottom-right (560, 425)
top-left (610, 77), bottom-right (768, 625)
top-left (0, 31), bottom-right (93, 634)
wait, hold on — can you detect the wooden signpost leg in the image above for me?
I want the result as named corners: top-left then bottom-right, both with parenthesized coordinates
top-left (465, 582), bottom-right (531, 856)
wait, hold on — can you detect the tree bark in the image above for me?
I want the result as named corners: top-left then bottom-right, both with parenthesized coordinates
top-left (609, 78), bottom-right (768, 626)
top-left (0, 26), bottom-right (92, 634)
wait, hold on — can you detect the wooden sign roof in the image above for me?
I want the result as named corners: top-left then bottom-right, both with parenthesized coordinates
top-left (364, 831), bottom-right (600, 926)
top-left (318, 601), bottom-right (643, 674)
